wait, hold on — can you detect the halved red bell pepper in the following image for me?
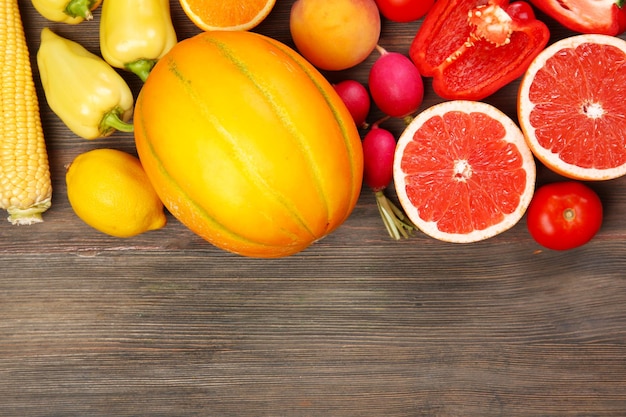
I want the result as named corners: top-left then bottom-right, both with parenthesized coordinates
top-left (529, 0), bottom-right (626, 35)
top-left (409, 0), bottom-right (550, 101)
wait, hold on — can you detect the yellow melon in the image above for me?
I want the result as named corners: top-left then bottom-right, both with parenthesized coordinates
top-left (133, 31), bottom-right (363, 258)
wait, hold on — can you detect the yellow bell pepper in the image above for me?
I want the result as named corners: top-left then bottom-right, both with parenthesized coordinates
top-left (100, 0), bottom-right (177, 82)
top-left (31, 0), bottom-right (102, 24)
top-left (36, 28), bottom-right (134, 140)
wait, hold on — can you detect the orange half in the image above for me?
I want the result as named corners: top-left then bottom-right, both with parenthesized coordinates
top-left (179, 0), bottom-right (276, 31)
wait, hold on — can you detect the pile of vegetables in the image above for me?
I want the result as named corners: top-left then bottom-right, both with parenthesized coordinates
top-left (8, 0), bottom-right (625, 255)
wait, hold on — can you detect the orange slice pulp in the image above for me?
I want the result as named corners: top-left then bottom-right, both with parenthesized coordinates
top-left (179, 0), bottom-right (277, 31)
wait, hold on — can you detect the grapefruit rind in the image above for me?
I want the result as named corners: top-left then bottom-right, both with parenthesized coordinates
top-left (393, 100), bottom-right (536, 244)
top-left (518, 34), bottom-right (626, 181)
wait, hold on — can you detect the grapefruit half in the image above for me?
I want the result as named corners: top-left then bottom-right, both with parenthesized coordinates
top-left (393, 100), bottom-right (536, 243)
top-left (518, 34), bottom-right (626, 181)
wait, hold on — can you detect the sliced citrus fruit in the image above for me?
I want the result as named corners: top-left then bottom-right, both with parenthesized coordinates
top-left (518, 34), bottom-right (626, 181)
top-left (179, 0), bottom-right (276, 31)
top-left (393, 100), bottom-right (536, 243)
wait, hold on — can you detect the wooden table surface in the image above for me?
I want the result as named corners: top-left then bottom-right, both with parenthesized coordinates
top-left (3, 0), bottom-right (626, 415)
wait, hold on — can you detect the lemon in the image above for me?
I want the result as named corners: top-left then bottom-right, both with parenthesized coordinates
top-left (66, 148), bottom-right (167, 238)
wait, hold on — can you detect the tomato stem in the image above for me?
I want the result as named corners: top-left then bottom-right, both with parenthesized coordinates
top-left (563, 207), bottom-right (576, 221)
top-left (374, 190), bottom-right (416, 240)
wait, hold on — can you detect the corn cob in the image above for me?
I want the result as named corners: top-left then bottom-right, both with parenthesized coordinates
top-left (1, 0), bottom-right (52, 225)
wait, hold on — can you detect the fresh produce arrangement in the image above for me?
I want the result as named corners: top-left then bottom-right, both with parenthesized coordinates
top-left (6, 0), bottom-right (626, 257)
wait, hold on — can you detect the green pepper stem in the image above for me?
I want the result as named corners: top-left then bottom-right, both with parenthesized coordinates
top-left (64, 0), bottom-right (97, 19)
top-left (125, 59), bottom-right (157, 83)
top-left (100, 108), bottom-right (134, 135)
top-left (374, 190), bottom-right (416, 240)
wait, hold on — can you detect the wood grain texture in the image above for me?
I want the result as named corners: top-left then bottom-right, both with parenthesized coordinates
top-left (2, 1), bottom-right (626, 416)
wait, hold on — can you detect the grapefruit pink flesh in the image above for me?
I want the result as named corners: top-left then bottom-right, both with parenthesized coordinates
top-left (394, 101), bottom-right (536, 243)
top-left (518, 34), bottom-right (626, 180)
top-left (528, 42), bottom-right (626, 169)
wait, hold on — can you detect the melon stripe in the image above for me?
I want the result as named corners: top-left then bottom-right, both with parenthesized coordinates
top-left (174, 60), bottom-right (317, 240)
top-left (201, 35), bottom-right (329, 233)
top-left (135, 106), bottom-right (300, 250)
top-left (260, 35), bottom-right (362, 217)
top-left (140, 54), bottom-right (325, 248)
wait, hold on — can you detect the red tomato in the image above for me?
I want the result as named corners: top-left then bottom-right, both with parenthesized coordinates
top-left (374, 0), bottom-right (435, 23)
top-left (526, 181), bottom-right (603, 251)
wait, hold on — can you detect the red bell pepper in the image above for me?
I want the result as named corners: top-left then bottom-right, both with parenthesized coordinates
top-left (409, 0), bottom-right (550, 101)
top-left (528, 0), bottom-right (626, 35)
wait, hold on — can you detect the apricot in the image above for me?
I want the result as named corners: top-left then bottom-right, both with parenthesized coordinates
top-left (289, 0), bottom-right (381, 71)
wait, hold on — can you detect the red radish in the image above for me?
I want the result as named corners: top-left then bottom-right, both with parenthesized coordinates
top-left (368, 45), bottom-right (424, 119)
top-left (362, 121), bottom-right (415, 239)
top-left (333, 79), bottom-right (371, 128)
top-left (362, 123), bottom-right (395, 191)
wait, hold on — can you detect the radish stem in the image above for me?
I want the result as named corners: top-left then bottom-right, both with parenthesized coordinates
top-left (375, 190), bottom-right (415, 240)
top-left (375, 44), bottom-right (388, 56)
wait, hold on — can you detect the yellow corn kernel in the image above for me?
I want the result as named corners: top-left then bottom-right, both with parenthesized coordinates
top-left (0, 0), bottom-right (52, 225)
